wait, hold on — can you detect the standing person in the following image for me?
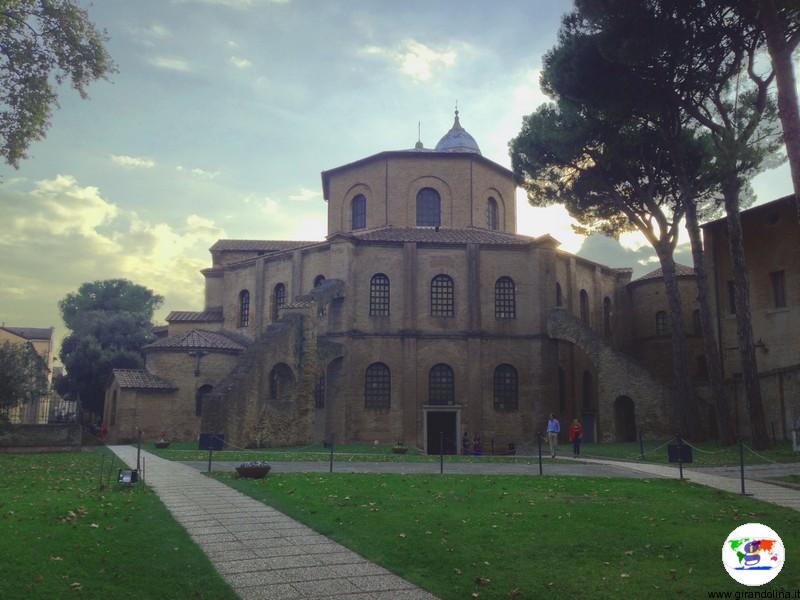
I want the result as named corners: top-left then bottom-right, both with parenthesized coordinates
top-left (473, 433), bottom-right (482, 455)
top-left (568, 418), bottom-right (584, 458)
top-left (462, 431), bottom-right (471, 455)
top-left (546, 413), bottom-right (560, 458)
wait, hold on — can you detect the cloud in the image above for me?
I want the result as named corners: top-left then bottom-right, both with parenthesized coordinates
top-left (173, 0), bottom-right (290, 8)
top-left (111, 154), bottom-right (156, 169)
top-left (130, 24), bottom-right (171, 46)
top-left (229, 56), bottom-right (252, 69)
top-left (149, 56), bottom-right (192, 72)
top-left (176, 165), bottom-right (220, 179)
top-left (361, 39), bottom-right (460, 82)
top-left (287, 187), bottom-right (321, 203)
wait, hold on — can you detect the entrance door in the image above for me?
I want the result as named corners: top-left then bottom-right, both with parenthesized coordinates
top-left (613, 396), bottom-right (637, 442)
top-left (427, 412), bottom-right (457, 455)
top-left (581, 413), bottom-right (596, 443)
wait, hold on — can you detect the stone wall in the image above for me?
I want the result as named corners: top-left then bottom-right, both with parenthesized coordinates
top-left (0, 423), bottom-right (81, 452)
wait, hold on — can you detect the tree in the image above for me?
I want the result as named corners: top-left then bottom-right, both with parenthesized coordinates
top-left (0, 0), bottom-right (115, 168)
top-left (511, 98), bottom-right (699, 438)
top-left (58, 279), bottom-right (163, 416)
top-left (0, 340), bottom-right (48, 417)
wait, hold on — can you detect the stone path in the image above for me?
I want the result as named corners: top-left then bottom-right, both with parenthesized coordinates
top-left (561, 456), bottom-right (800, 512)
top-left (181, 459), bottom-right (662, 478)
top-left (109, 446), bottom-right (437, 600)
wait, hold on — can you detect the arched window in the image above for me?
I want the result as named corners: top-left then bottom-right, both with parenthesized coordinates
top-left (238, 290), bottom-right (250, 328)
top-left (493, 364), bottom-right (518, 410)
top-left (416, 187), bottom-right (441, 227)
top-left (556, 282), bottom-right (563, 307)
top-left (579, 289), bottom-right (589, 324)
top-left (272, 283), bottom-right (286, 321)
top-left (365, 363), bottom-right (391, 408)
top-left (603, 297), bottom-right (612, 337)
top-left (693, 309), bottom-right (702, 336)
top-left (582, 370), bottom-right (593, 412)
top-left (431, 274), bottom-right (454, 317)
top-left (351, 194), bottom-right (366, 230)
top-left (369, 273), bottom-right (390, 316)
top-left (314, 373), bottom-right (326, 409)
top-left (495, 277), bottom-right (516, 319)
top-left (655, 311), bottom-right (668, 336)
top-left (313, 275), bottom-right (326, 288)
top-left (487, 197), bottom-right (499, 230)
top-left (429, 364), bottom-right (454, 405)
top-left (196, 384), bottom-right (213, 417)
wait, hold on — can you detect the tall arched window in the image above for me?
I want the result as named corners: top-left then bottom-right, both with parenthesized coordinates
top-left (416, 187), bottom-right (441, 227)
top-left (579, 289), bottom-right (589, 324)
top-left (196, 384), bottom-right (213, 417)
top-left (238, 290), bottom-right (250, 327)
top-left (369, 273), bottom-right (390, 316)
top-left (495, 277), bottom-right (516, 319)
top-left (487, 197), bottom-right (499, 230)
top-left (351, 194), bottom-right (366, 230)
top-left (493, 364), bottom-right (518, 410)
top-left (314, 275), bottom-right (326, 288)
top-left (365, 363), bottom-right (391, 408)
top-left (431, 274), bottom-right (454, 317)
top-left (556, 282), bottom-right (563, 307)
top-left (272, 283), bottom-right (286, 321)
top-left (429, 364), bottom-right (454, 405)
top-left (314, 373), bottom-right (326, 408)
top-left (603, 297), bottom-right (612, 337)
top-left (655, 311), bottom-right (668, 336)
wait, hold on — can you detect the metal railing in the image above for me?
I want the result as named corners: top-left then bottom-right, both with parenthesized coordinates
top-left (0, 395), bottom-right (78, 425)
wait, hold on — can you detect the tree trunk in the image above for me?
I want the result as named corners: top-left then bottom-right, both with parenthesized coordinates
top-left (758, 0), bottom-right (800, 221)
top-left (654, 242), bottom-right (698, 439)
top-left (721, 179), bottom-right (770, 449)
top-left (685, 201), bottom-right (735, 445)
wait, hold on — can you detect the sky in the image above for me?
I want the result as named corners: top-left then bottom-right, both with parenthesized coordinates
top-left (0, 0), bottom-right (795, 355)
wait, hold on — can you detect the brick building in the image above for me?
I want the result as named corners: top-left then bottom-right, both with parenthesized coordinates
top-left (102, 114), bottom-right (798, 450)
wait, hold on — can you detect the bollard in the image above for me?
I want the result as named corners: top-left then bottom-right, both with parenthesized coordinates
top-left (207, 446), bottom-right (213, 474)
top-left (440, 431), bottom-right (444, 474)
top-left (639, 429), bottom-right (645, 460)
top-left (329, 440), bottom-right (334, 474)
top-left (677, 435), bottom-right (684, 481)
top-left (739, 439), bottom-right (746, 495)
top-left (537, 432), bottom-right (543, 476)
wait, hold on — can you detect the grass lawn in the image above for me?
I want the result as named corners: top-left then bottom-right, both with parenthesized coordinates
top-left (0, 449), bottom-right (237, 600)
top-left (580, 439), bottom-right (800, 467)
top-left (146, 441), bottom-right (571, 465)
top-left (215, 472), bottom-right (800, 599)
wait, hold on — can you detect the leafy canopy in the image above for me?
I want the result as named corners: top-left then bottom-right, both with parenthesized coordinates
top-left (0, 0), bottom-right (115, 167)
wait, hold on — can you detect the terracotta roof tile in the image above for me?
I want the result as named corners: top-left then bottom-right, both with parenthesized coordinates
top-left (165, 308), bottom-right (224, 322)
top-left (0, 326), bottom-right (52, 340)
top-left (634, 263), bottom-right (695, 282)
top-left (351, 227), bottom-right (538, 246)
top-left (144, 329), bottom-right (249, 352)
top-left (209, 240), bottom-right (315, 252)
top-left (112, 369), bottom-right (177, 391)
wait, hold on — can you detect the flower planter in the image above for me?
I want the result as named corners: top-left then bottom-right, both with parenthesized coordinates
top-left (154, 441), bottom-right (170, 449)
top-left (236, 462), bottom-right (271, 479)
top-left (392, 446), bottom-right (408, 454)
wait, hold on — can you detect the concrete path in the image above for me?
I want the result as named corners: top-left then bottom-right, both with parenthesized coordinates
top-left (181, 459), bottom-right (662, 478)
top-left (561, 456), bottom-right (800, 512)
top-left (109, 446), bottom-right (437, 600)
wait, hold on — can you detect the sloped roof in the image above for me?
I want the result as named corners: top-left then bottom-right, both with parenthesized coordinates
top-left (0, 326), bottom-right (52, 340)
top-left (165, 308), bottom-right (224, 322)
top-left (351, 227), bottom-right (542, 246)
top-left (209, 240), bottom-right (315, 252)
top-left (112, 369), bottom-right (177, 391)
top-left (633, 263), bottom-right (695, 282)
top-left (143, 329), bottom-right (249, 353)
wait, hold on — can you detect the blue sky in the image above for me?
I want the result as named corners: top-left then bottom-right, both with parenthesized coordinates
top-left (0, 0), bottom-right (794, 350)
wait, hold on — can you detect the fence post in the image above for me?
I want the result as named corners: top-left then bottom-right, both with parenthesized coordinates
top-left (142, 456), bottom-right (146, 485)
top-left (739, 439), bottom-right (746, 495)
top-left (329, 438), bottom-right (334, 474)
top-left (207, 446), bottom-right (213, 474)
top-left (97, 452), bottom-right (106, 490)
top-left (537, 432), bottom-right (543, 476)
top-left (676, 435), bottom-right (684, 481)
top-left (136, 429), bottom-right (142, 472)
top-left (639, 428), bottom-right (645, 460)
top-left (440, 431), bottom-right (444, 475)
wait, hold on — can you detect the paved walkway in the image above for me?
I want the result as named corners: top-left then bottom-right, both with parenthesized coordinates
top-left (561, 456), bottom-right (800, 512)
top-left (182, 459), bottom-right (661, 478)
top-left (110, 446), bottom-right (437, 600)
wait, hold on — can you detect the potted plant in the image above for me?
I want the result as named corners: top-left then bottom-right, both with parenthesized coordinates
top-left (392, 441), bottom-right (408, 454)
top-left (235, 460), bottom-right (271, 479)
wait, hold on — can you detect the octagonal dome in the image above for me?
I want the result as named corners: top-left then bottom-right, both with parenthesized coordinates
top-left (435, 110), bottom-right (481, 154)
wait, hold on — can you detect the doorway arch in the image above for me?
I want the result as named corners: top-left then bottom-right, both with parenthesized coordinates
top-left (614, 396), bottom-right (637, 442)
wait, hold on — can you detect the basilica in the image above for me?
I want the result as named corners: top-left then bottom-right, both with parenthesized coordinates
top-left (103, 112), bottom-right (799, 452)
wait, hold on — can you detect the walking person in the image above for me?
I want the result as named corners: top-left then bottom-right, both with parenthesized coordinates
top-left (568, 418), bottom-right (583, 458)
top-left (546, 413), bottom-right (560, 458)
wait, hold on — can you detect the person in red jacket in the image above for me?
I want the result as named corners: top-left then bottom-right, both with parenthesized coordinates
top-left (567, 419), bottom-right (584, 458)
